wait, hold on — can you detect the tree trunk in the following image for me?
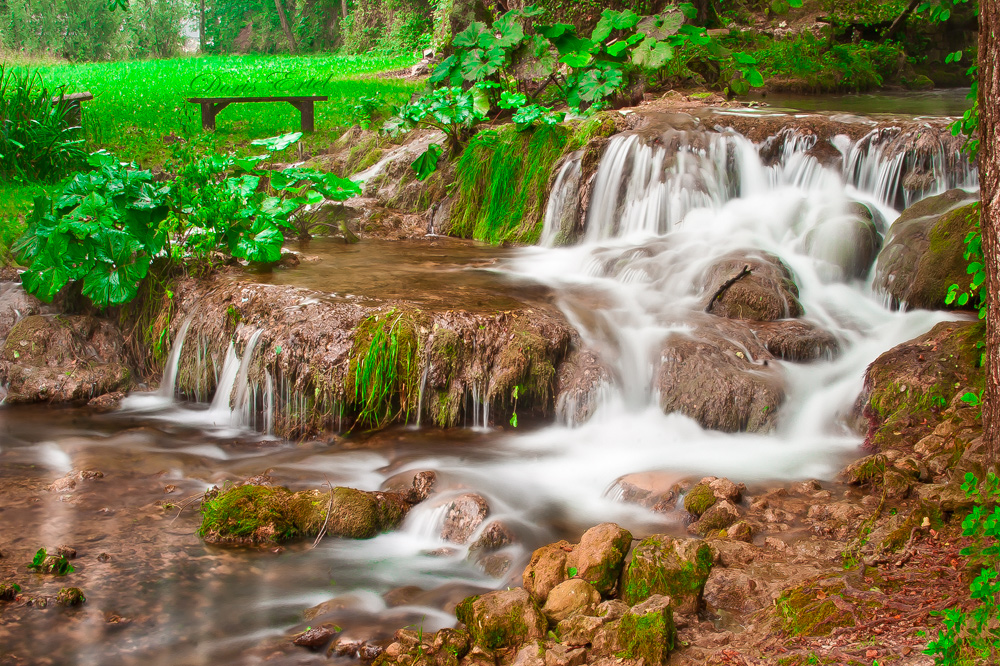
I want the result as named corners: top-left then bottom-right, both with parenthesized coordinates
top-left (274, 0), bottom-right (297, 53)
top-left (200, 0), bottom-right (206, 52)
top-left (981, 0), bottom-right (1000, 462)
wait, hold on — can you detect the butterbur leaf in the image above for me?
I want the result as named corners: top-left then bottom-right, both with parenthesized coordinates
top-left (746, 68), bottom-right (765, 88)
top-left (788, 0), bottom-right (803, 6)
top-left (631, 37), bottom-right (673, 69)
top-left (606, 40), bottom-right (631, 57)
top-left (560, 52), bottom-right (594, 68)
top-left (732, 51), bottom-right (757, 66)
top-left (577, 65), bottom-right (624, 101)
top-left (636, 12), bottom-right (683, 40)
top-left (453, 22), bottom-right (491, 48)
top-left (461, 47), bottom-right (506, 81)
top-left (234, 225), bottom-right (284, 263)
top-left (518, 4), bottom-right (544, 17)
top-left (493, 14), bottom-right (525, 48)
top-left (538, 23), bottom-right (576, 40)
top-left (499, 91), bottom-right (528, 109)
top-left (411, 144), bottom-right (443, 181)
top-left (592, 9), bottom-right (639, 41)
top-left (430, 54), bottom-right (460, 84)
top-left (679, 2), bottom-right (698, 19)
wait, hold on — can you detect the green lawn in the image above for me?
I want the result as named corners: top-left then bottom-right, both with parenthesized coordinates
top-left (0, 53), bottom-right (423, 263)
top-left (25, 53), bottom-right (422, 164)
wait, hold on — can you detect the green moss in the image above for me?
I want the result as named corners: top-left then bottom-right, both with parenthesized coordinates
top-left (199, 484), bottom-right (306, 543)
top-left (615, 611), bottom-right (675, 664)
top-left (621, 537), bottom-right (714, 607)
top-left (683, 483), bottom-right (717, 517)
top-left (55, 587), bottom-right (86, 606)
top-left (776, 582), bottom-right (855, 637)
top-left (447, 124), bottom-right (569, 245)
top-left (346, 308), bottom-right (423, 428)
top-left (487, 329), bottom-right (558, 413)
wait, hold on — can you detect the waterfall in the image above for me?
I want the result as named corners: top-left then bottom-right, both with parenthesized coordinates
top-left (120, 317), bottom-right (193, 411)
top-left (540, 153), bottom-right (583, 247)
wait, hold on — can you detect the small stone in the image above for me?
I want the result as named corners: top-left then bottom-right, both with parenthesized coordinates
top-left (789, 480), bottom-right (821, 495)
top-left (683, 483), bottom-right (717, 517)
top-left (164, 485), bottom-right (178, 494)
top-left (358, 642), bottom-right (383, 662)
top-left (80, 470), bottom-right (104, 480)
top-left (542, 579), bottom-right (601, 623)
top-left (470, 521), bottom-right (516, 552)
top-left (97, 553), bottom-right (112, 562)
top-left (764, 536), bottom-right (787, 552)
top-left (0, 581), bottom-right (21, 601)
top-left (726, 521), bottom-right (754, 542)
top-left (544, 643), bottom-right (586, 666)
top-left (565, 522), bottom-right (632, 595)
top-left (292, 623), bottom-right (340, 650)
top-left (708, 478), bottom-right (744, 503)
top-left (523, 540), bottom-right (571, 604)
top-left (691, 500), bottom-right (742, 535)
top-left (55, 587), bottom-right (85, 606)
top-left (56, 546), bottom-right (77, 560)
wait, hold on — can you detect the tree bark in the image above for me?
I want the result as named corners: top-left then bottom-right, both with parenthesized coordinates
top-left (200, 0), bottom-right (206, 52)
top-left (980, 0), bottom-right (1000, 461)
top-left (274, 0), bottom-right (297, 53)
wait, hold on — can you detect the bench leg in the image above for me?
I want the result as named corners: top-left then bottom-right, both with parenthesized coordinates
top-left (291, 101), bottom-right (315, 133)
top-left (200, 102), bottom-right (215, 130)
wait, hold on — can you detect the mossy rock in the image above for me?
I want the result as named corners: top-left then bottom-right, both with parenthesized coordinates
top-left (456, 588), bottom-right (546, 651)
top-left (565, 522), bottom-right (632, 595)
top-left (873, 191), bottom-right (979, 311)
top-left (199, 483), bottom-right (409, 545)
top-left (612, 596), bottom-right (676, 665)
top-left (683, 483), bottom-right (717, 517)
top-left (775, 578), bottom-right (860, 637)
top-left (55, 587), bottom-right (85, 606)
top-left (619, 535), bottom-right (715, 614)
top-left (0, 581), bottom-right (21, 601)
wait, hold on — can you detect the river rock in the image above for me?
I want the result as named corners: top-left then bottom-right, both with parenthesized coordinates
top-left (0, 314), bottom-right (134, 404)
top-left (469, 521), bottom-right (516, 552)
top-left (657, 318), bottom-right (784, 433)
top-left (554, 348), bottom-right (613, 426)
top-left (700, 251), bottom-right (803, 320)
top-left (565, 522), bottom-right (632, 594)
top-left (873, 189), bottom-right (979, 311)
top-left (292, 623), bottom-right (340, 650)
top-left (748, 319), bottom-right (840, 362)
top-left (523, 540), bottom-right (571, 604)
top-left (542, 579), bottom-right (601, 623)
top-left (55, 587), bottom-right (85, 606)
top-left (441, 493), bottom-right (489, 544)
top-left (689, 500), bottom-right (742, 536)
top-left (199, 483), bottom-right (417, 545)
top-left (683, 482), bottom-right (716, 517)
top-left (591, 595), bottom-right (676, 665)
top-left (456, 588), bottom-right (547, 650)
top-left (703, 568), bottom-right (768, 614)
top-left (0, 283), bottom-right (54, 344)
top-left (803, 204), bottom-right (882, 281)
top-left (620, 535), bottom-right (715, 614)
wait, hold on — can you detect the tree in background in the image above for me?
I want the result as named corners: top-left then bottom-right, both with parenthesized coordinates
top-left (980, 0), bottom-right (1000, 457)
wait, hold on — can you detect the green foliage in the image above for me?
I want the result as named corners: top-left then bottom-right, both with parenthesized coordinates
top-left (411, 143), bottom-right (443, 181)
top-left (0, 65), bottom-right (87, 183)
top-left (27, 548), bottom-right (74, 575)
top-left (925, 472), bottom-right (1000, 664)
top-left (391, 84), bottom-right (492, 155)
top-left (448, 124), bottom-right (567, 244)
top-left (0, 0), bottom-right (188, 60)
top-left (348, 309), bottom-right (421, 428)
top-left (944, 204), bottom-right (986, 338)
top-left (14, 134), bottom-right (360, 308)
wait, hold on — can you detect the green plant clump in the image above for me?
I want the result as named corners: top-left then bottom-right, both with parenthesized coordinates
top-left (447, 124), bottom-right (568, 244)
top-left (925, 472), bottom-right (1000, 664)
top-left (347, 309), bottom-right (422, 428)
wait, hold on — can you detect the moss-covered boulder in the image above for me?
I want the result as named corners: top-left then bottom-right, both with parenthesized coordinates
top-left (55, 587), bottom-right (85, 606)
top-left (199, 483), bottom-right (414, 545)
top-left (873, 190), bottom-right (979, 311)
top-left (0, 314), bottom-right (133, 404)
top-left (858, 320), bottom-right (984, 452)
top-left (592, 595), bottom-right (676, 665)
top-left (565, 522), bottom-right (632, 595)
top-left (620, 535), bottom-right (715, 614)
top-left (456, 588), bottom-right (547, 651)
top-left (775, 575), bottom-right (877, 637)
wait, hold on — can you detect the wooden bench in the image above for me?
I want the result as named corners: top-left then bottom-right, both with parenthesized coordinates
top-left (186, 96), bottom-right (328, 132)
top-left (51, 92), bottom-right (94, 127)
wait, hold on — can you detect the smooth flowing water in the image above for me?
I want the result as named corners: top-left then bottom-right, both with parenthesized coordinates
top-left (0, 105), bottom-right (979, 665)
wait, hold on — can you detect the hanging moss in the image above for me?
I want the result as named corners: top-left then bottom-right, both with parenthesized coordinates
top-left (446, 125), bottom-right (569, 245)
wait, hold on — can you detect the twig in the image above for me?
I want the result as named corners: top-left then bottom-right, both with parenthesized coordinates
top-left (312, 477), bottom-right (335, 548)
top-left (706, 264), bottom-right (751, 312)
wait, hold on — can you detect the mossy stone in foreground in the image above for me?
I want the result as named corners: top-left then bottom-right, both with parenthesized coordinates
top-left (199, 484), bottom-right (408, 545)
top-left (611, 596), bottom-right (676, 665)
top-left (620, 535), bottom-right (715, 614)
top-left (56, 587), bottom-right (85, 606)
top-left (456, 588), bottom-right (546, 651)
top-left (683, 483), bottom-right (717, 517)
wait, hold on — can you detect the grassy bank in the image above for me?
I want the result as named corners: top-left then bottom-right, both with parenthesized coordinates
top-left (22, 53), bottom-right (421, 165)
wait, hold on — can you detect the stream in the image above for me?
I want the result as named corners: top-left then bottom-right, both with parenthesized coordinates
top-left (0, 96), bottom-right (981, 665)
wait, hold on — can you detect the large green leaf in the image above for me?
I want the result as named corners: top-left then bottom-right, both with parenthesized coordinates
top-left (636, 11), bottom-right (683, 40)
top-left (591, 9), bottom-right (639, 42)
top-left (453, 22), bottom-right (491, 48)
top-left (578, 66), bottom-right (624, 102)
top-left (411, 144), bottom-right (443, 181)
top-left (631, 37), bottom-right (674, 69)
top-left (461, 47), bottom-right (506, 81)
top-left (493, 13), bottom-right (525, 48)
top-left (430, 54), bottom-right (461, 85)
top-left (234, 224), bottom-right (284, 263)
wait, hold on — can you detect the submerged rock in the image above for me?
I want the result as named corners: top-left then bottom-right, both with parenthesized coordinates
top-left (657, 318), bottom-right (784, 433)
top-left (873, 189), bottom-right (979, 311)
top-left (0, 314), bottom-right (134, 404)
top-left (441, 493), bottom-right (490, 544)
top-left (747, 318), bottom-right (840, 362)
top-left (803, 203), bottom-right (882, 281)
